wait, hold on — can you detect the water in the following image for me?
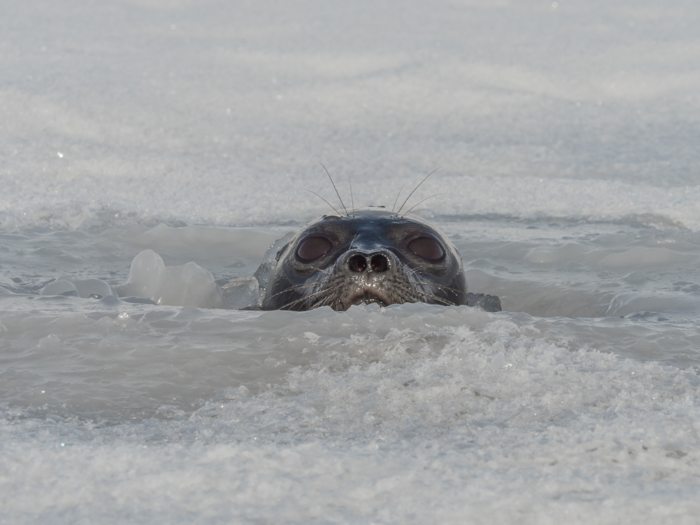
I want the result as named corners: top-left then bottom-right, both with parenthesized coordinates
top-left (2, 0), bottom-right (700, 522)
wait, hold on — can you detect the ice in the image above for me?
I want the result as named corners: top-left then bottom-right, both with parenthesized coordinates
top-left (600, 247), bottom-right (697, 270)
top-left (122, 224), bottom-right (278, 264)
top-left (116, 250), bottom-right (166, 301)
top-left (1, 306), bottom-right (699, 523)
top-left (2, 0), bottom-right (700, 521)
top-left (606, 292), bottom-right (700, 317)
top-left (220, 276), bottom-right (260, 309)
top-left (41, 276), bottom-right (117, 299)
top-left (117, 249), bottom-right (223, 308)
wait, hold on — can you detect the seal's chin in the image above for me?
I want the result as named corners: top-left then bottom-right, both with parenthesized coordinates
top-left (340, 288), bottom-right (392, 310)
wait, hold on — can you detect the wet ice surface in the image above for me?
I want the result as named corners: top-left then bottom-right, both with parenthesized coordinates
top-left (3, 0), bottom-right (700, 522)
top-left (3, 218), bottom-right (700, 522)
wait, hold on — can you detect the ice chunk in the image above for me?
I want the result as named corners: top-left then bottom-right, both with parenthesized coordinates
top-left (117, 249), bottom-right (223, 308)
top-left (159, 262), bottom-right (223, 308)
top-left (40, 277), bottom-right (79, 297)
top-left (118, 249), bottom-right (166, 301)
top-left (73, 279), bottom-right (117, 299)
top-left (221, 276), bottom-right (260, 309)
top-left (40, 276), bottom-right (117, 299)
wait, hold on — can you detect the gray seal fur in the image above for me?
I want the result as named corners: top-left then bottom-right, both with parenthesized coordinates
top-left (260, 209), bottom-right (501, 312)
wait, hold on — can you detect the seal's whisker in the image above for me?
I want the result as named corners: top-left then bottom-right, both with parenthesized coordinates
top-left (402, 266), bottom-right (432, 280)
top-left (349, 232), bottom-right (359, 250)
top-left (280, 287), bottom-right (332, 310)
top-left (263, 283), bottom-right (317, 302)
top-left (395, 167), bottom-right (441, 216)
top-left (410, 281), bottom-right (465, 299)
top-left (404, 266), bottom-right (439, 278)
top-left (320, 163), bottom-right (349, 218)
top-left (403, 269), bottom-right (464, 292)
top-left (305, 189), bottom-right (342, 216)
top-left (261, 280), bottom-right (326, 304)
top-left (420, 293), bottom-right (457, 306)
top-left (401, 193), bottom-right (448, 218)
top-left (280, 282), bottom-right (338, 308)
top-left (311, 292), bottom-right (335, 309)
top-left (262, 280), bottom-right (327, 303)
top-left (390, 284), bottom-right (455, 307)
top-left (407, 286), bottom-right (458, 306)
top-left (408, 279), bottom-right (462, 293)
top-left (401, 267), bottom-right (466, 296)
top-left (391, 182), bottom-right (406, 214)
top-left (309, 295), bottom-right (326, 309)
top-left (348, 175), bottom-right (355, 217)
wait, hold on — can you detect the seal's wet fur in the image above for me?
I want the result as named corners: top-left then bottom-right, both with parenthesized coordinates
top-left (261, 209), bottom-right (501, 312)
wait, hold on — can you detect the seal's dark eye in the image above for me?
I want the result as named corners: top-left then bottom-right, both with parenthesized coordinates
top-left (296, 237), bottom-right (332, 262)
top-left (408, 237), bottom-right (444, 262)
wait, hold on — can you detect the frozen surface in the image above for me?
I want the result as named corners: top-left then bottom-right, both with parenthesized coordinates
top-left (117, 249), bottom-right (224, 308)
top-left (2, 0), bottom-right (700, 522)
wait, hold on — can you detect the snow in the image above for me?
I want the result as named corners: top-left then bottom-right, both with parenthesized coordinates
top-left (2, 0), bottom-right (700, 522)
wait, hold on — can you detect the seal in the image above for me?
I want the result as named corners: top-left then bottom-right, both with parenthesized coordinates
top-left (260, 208), bottom-right (501, 312)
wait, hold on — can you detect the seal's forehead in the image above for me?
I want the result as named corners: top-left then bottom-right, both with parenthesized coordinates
top-left (316, 208), bottom-right (431, 223)
top-left (318, 208), bottom-right (391, 221)
top-left (303, 209), bottom-right (443, 238)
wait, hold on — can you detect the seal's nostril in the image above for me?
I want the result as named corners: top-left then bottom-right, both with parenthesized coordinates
top-left (348, 254), bottom-right (367, 272)
top-left (371, 254), bottom-right (388, 273)
top-left (348, 253), bottom-right (389, 273)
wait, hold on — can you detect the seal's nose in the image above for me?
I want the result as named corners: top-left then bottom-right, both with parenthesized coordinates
top-left (348, 252), bottom-right (389, 273)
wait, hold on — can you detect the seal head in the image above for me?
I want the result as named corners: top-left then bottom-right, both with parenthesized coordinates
top-left (261, 209), bottom-right (470, 311)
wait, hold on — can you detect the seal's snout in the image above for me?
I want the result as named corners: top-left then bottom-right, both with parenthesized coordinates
top-left (347, 252), bottom-right (390, 273)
